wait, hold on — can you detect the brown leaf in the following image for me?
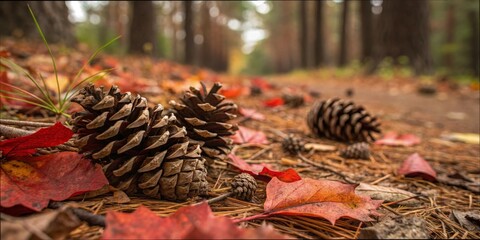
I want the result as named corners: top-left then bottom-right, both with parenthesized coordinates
top-left (264, 178), bottom-right (383, 225)
top-left (103, 203), bottom-right (291, 239)
top-left (355, 183), bottom-right (420, 206)
top-left (0, 207), bottom-right (81, 240)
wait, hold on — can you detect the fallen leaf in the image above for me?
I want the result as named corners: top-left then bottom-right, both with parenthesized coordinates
top-left (1, 152), bottom-right (108, 212)
top-left (231, 126), bottom-right (269, 144)
top-left (355, 183), bottom-right (420, 206)
top-left (220, 85), bottom-right (248, 99)
top-left (264, 178), bottom-right (383, 225)
top-left (251, 77), bottom-right (272, 91)
top-left (441, 133), bottom-right (480, 144)
top-left (397, 153), bottom-right (436, 182)
top-left (0, 122), bottom-right (73, 157)
top-left (375, 132), bottom-right (421, 147)
top-left (264, 97), bottom-right (284, 107)
top-left (304, 143), bottom-right (337, 151)
top-left (44, 74), bottom-right (70, 93)
top-left (450, 210), bottom-right (480, 231)
top-left (239, 108), bottom-right (265, 121)
top-left (0, 207), bottom-right (81, 240)
top-left (228, 154), bottom-right (301, 183)
top-left (103, 203), bottom-right (290, 239)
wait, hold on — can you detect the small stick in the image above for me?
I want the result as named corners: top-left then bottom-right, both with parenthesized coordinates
top-left (0, 119), bottom-right (54, 127)
top-left (205, 192), bottom-right (233, 205)
top-left (48, 202), bottom-right (106, 227)
top-left (297, 153), bottom-right (356, 184)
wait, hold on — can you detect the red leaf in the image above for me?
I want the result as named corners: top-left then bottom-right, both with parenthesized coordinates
top-left (263, 178), bottom-right (383, 225)
top-left (239, 108), bottom-right (265, 121)
top-left (231, 126), bottom-right (269, 144)
top-left (397, 153), bottom-right (437, 182)
top-left (251, 77), bottom-right (272, 91)
top-left (1, 152), bottom-right (108, 212)
top-left (375, 132), bottom-right (421, 147)
top-left (103, 203), bottom-right (290, 239)
top-left (264, 97), bottom-right (284, 107)
top-left (0, 122), bottom-right (73, 157)
top-left (220, 85), bottom-right (247, 99)
top-left (228, 154), bottom-right (301, 183)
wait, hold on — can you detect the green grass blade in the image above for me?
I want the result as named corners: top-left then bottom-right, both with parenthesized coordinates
top-left (0, 82), bottom-right (51, 106)
top-left (62, 69), bottom-right (113, 109)
top-left (0, 95), bottom-right (55, 111)
top-left (28, 5), bottom-right (61, 107)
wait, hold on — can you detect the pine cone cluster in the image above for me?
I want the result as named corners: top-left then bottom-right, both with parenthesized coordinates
top-left (282, 134), bottom-right (306, 155)
top-left (71, 84), bottom-right (208, 201)
top-left (307, 98), bottom-right (381, 142)
top-left (230, 173), bottom-right (257, 201)
top-left (169, 82), bottom-right (238, 165)
top-left (339, 142), bottom-right (371, 160)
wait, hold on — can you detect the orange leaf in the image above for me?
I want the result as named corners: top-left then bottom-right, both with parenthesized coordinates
top-left (264, 97), bottom-right (284, 107)
top-left (264, 178), bottom-right (383, 225)
top-left (398, 153), bottom-right (437, 182)
top-left (103, 203), bottom-right (291, 239)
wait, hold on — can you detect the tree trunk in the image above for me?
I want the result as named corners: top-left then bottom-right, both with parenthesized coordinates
top-left (184, 1), bottom-right (194, 65)
top-left (128, 1), bottom-right (156, 55)
top-left (314, 0), bottom-right (324, 67)
top-left (299, 1), bottom-right (308, 69)
top-left (371, 0), bottom-right (431, 75)
top-left (0, 1), bottom-right (74, 46)
top-left (201, 2), bottom-right (211, 69)
top-left (442, 2), bottom-right (455, 71)
top-left (338, 0), bottom-right (349, 67)
top-left (469, 10), bottom-right (479, 78)
top-left (360, 0), bottom-right (373, 63)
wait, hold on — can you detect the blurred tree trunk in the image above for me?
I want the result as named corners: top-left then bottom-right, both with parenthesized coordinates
top-left (314, 0), bottom-right (324, 67)
top-left (184, 1), bottom-right (194, 65)
top-left (370, 0), bottom-right (431, 75)
top-left (0, 1), bottom-right (74, 46)
top-left (469, 10), bottom-right (479, 78)
top-left (442, 2), bottom-right (455, 71)
top-left (360, 0), bottom-right (373, 63)
top-left (338, 0), bottom-right (349, 67)
top-left (128, 1), bottom-right (156, 55)
top-left (299, 1), bottom-right (308, 69)
top-left (201, 2), bottom-right (211, 69)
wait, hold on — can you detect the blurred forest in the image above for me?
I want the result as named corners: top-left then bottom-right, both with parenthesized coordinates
top-left (0, 1), bottom-right (478, 79)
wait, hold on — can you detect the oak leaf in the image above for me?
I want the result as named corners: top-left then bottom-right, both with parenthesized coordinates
top-left (231, 126), bottom-right (269, 144)
top-left (263, 178), bottom-right (382, 225)
top-left (228, 153), bottom-right (301, 183)
top-left (397, 153), bottom-right (437, 182)
top-left (103, 202), bottom-right (291, 239)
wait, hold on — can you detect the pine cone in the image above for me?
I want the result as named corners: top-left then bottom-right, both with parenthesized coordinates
top-left (339, 142), bottom-right (371, 159)
top-left (282, 94), bottom-right (305, 108)
top-left (169, 82), bottom-right (238, 165)
top-left (307, 98), bottom-right (381, 142)
top-left (231, 173), bottom-right (257, 201)
top-left (71, 84), bottom-right (208, 201)
top-left (282, 134), bottom-right (306, 155)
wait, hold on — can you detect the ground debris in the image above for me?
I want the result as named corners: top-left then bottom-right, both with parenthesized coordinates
top-left (359, 215), bottom-right (429, 239)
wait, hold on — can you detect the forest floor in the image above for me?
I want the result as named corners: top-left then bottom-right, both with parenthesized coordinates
top-left (1, 39), bottom-right (479, 239)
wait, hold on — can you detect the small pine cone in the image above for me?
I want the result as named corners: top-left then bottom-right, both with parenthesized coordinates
top-left (307, 98), bottom-right (381, 142)
top-left (282, 134), bottom-right (306, 155)
top-left (282, 94), bottom-right (305, 108)
top-left (71, 84), bottom-right (208, 201)
top-left (170, 82), bottom-right (238, 165)
top-left (230, 173), bottom-right (257, 201)
top-left (339, 142), bottom-right (370, 159)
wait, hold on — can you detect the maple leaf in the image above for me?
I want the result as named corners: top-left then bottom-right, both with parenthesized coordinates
top-left (263, 178), bottom-right (383, 225)
top-left (375, 132), bottom-right (421, 147)
top-left (228, 153), bottom-right (301, 183)
top-left (397, 153), bottom-right (437, 182)
top-left (0, 123), bottom-right (108, 212)
top-left (103, 203), bottom-right (291, 239)
top-left (239, 108), bottom-right (265, 121)
top-left (231, 126), bottom-right (269, 144)
top-left (264, 97), bottom-right (284, 107)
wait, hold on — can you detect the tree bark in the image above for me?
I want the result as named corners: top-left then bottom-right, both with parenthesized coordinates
top-left (201, 2), bottom-right (211, 69)
top-left (442, 2), bottom-right (455, 71)
top-left (128, 1), bottom-right (156, 55)
top-left (370, 0), bottom-right (431, 75)
top-left (338, 0), bottom-right (349, 67)
top-left (184, 1), bottom-right (194, 65)
top-left (0, 1), bottom-right (74, 46)
top-left (314, 0), bottom-right (324, 67)
top-left (469, 10), bottom-right (479, 78)
top-left (299, 1), bottom-right (308, 69)
top-left (360, 0), bottom-right (373, 63)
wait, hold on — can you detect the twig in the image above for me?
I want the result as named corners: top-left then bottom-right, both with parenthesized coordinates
top-left (0, 213), bottom-right (53, 240)
top-left (204, 192), bottom-right (233, 205)
top-left (0, 119), bottom-right (54, 127)
top-left (48, 202), bottom-right (106, 227)
top-left (297, 153), bottom-right (357, 184)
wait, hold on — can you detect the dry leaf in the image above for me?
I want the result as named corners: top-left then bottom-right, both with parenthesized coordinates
top-left (441, 133), bottom-right (480, 144)
top-left (355, 183), bottom-right (420, 206)
top-left (375, 132), bottom-right (421, 147)
top-left (231, 126), bottom-right (269, 144)
top-left (397, 153), bottom-right (436, 182)
top-left (304, 143), bottom-right (337, 151)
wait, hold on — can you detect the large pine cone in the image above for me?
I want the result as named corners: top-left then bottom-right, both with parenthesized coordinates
top-left (307, 98), bottom-right (381, 142)
top-left (169, 82), bottom-right (238, 165)
top-left (71, 84), bottom-right (208, 201)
